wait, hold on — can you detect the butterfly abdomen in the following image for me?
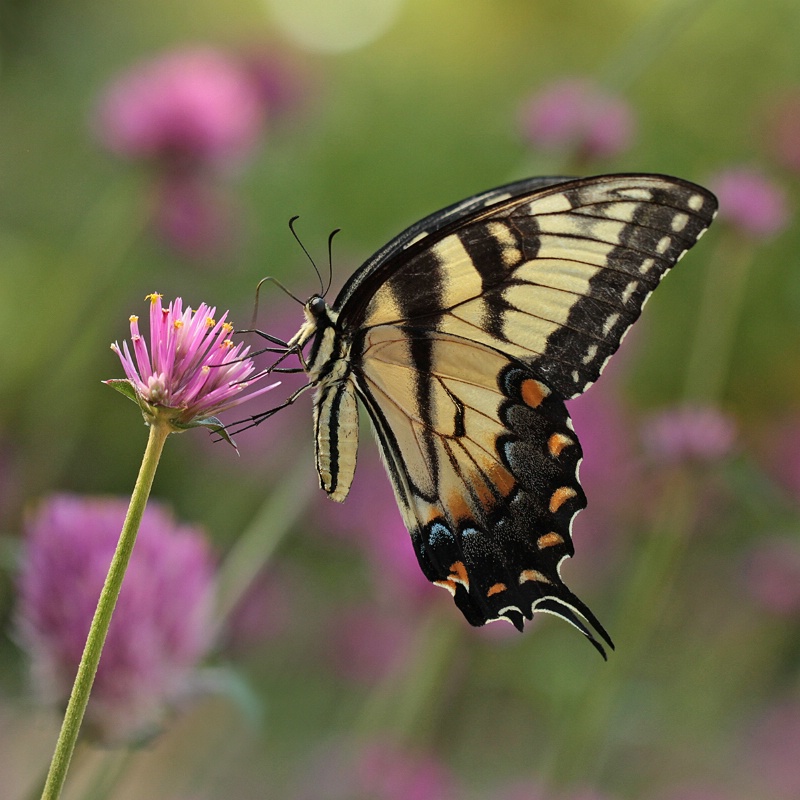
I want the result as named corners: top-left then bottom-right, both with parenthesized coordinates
top-left (308, 311), bottom-right (360, 503)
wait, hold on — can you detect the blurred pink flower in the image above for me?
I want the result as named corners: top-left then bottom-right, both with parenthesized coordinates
top-left (519, 78), bottom-right (635, 159)
top-left (641, 405), bottom-right (737, 464)
top-left (748, 701), bottom-right (800, 799)
top-left (108, 293), bottom-right (278, 428)
top-left (94, 46), bottom-right (265, 169)
top-left (766, 90), bottom-right (800, 174)
top-left (710, 167), bottom-right (790, 239)
top-left (16, 494), bottom-right (215, 744)
top-left (744, 536), bottom-right (800, 616)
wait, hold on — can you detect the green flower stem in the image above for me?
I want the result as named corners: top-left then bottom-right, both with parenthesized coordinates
top-left (40, 419), bottom-right (171, 800)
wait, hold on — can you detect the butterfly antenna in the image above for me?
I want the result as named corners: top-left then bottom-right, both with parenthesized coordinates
top-left (289, 215), bottom-right (325, 296)
top-left (250, 275), bottom-right (304, 330)
top-left (325, 227), bottom-right (341, 297)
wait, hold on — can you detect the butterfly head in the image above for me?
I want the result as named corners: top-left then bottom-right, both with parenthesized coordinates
top-left (286, 294), bottom-right (340, 358)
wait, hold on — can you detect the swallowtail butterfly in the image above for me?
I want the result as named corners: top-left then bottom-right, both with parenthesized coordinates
top-left (266, 174), bottom-right (717, 656)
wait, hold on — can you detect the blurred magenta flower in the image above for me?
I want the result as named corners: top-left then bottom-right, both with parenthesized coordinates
top-left (15, 494), bottom-right (215, 744)
top-left (766, 90), bottom-right (800, 174)
top-left (709, 167), bottom-right (790, 239)
top-left (108, 293), bottom-right (278, 429)
top-left (745, 536), bottom-right (800, 616)
top-left (519, 78), bottom-right (635, 159)
top-left (641, 405), bottom-right (737, 464)
top-left (94, 46), bottom-right (265, 169)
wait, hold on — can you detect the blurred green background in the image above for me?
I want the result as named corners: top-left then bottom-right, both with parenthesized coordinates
top-left (2, 0), bottom-right (800, 798)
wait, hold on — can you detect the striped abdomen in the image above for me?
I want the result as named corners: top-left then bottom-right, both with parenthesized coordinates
top-left (307, 321), bottom-right (360, 503)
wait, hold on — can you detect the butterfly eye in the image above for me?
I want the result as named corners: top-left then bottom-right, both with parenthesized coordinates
top-left (308, 296), bottom-right (327, 317)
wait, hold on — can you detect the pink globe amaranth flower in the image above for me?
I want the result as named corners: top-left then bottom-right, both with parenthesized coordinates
top-left (15, 494), bottom-right (215, 744)
top-left (108, 293), bottom-right (278, 428)
top-left (710, 167), bottom-right (790, 239)
top-left (744, 536), bottom-right (800, 616)
top-left (94, 46), bottom-right (265, 169)
top-left (519, 78), bottom-right (636, 159)
top-left (641, 405), bottom-right (737, 464)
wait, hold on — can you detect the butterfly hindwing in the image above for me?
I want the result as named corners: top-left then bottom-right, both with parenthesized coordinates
top-left (352, 327), bottom-right (611, 652)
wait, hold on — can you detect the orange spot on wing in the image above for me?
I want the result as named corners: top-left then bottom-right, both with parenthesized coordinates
top-left (519, 569), bottom-right (552, 585)
top-left (487, 582), bottom-right (507, 597)
top-left (520, 378), bottom-right (550, 408)
top-left (549, 486), bottom-right (577, 513)
top-left (547, 432), bottom-right (573, 457)
top-left (448, 561), bottom-right (469, 589)
top-left (537, 532), bottom-right (564, 549)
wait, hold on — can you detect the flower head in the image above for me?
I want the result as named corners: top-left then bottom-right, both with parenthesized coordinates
top-left (94, 46), bottom-right (265, 169)
top-left (641, 405), bottom-right (737, 464)
top-left (519, 78), bottom-right (636, 160)
top-left (108, 293), bottom-right (277, 430)
top-left (710, 167), bottom-right (790, 239)
top-left (15, 494), bottom-right (215, 744)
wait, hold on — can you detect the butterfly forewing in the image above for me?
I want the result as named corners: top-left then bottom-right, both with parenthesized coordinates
top-left (303, 173), bottom-right (717, 650)
top-left (349, 175), bottom-right (717, 398)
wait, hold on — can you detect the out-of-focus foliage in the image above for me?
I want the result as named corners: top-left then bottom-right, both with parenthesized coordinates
top-left (2, 1), bottom-right (800, 798)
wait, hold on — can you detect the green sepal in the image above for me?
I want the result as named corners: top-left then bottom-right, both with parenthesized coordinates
top-left (103, 379), bottom-right (140, 405)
